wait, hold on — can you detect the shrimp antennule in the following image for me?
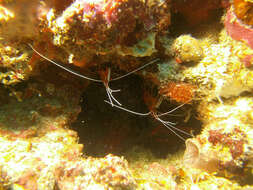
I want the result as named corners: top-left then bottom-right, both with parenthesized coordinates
top-left (111, 58), bottom-right (159, 81)
top-left (102, 68), bottom-right (122, 107)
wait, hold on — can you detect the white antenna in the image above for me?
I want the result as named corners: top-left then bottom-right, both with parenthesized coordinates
top-left (28, 44), bottom-right (102, 82)
top-left (29, 43), bottom-right (159, 107)
top-left (104, 100), bottom-right (193, 140)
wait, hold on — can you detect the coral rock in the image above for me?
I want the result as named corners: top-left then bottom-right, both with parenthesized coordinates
top-left (184, 138), bottom-right (219, 172)
top-left (233, 0), bottom-right (253, 26)
top-left (57, 155), bottom-right (137, 190)
top-left (171, 35), bottom-right (203, 63)
top-left (184, 97), bottom-right (253, 180)
top-left (46, 0), bottom-right (156, 52)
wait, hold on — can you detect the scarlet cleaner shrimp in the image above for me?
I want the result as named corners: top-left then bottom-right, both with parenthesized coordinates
top-left (28, 44), bottom-right (159, 107)
top-left (104, 99), bottom-right (193, 141)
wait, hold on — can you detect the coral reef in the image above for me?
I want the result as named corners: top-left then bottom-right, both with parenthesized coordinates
top-left (184, 97), bottom-right (253, 182)
top-left (0, 128), bottom-right (136, 189)
top-left (127, 146), bottom-right (251, 190)
top-left (57, 155), bottom-right (136, 189)
top-left (0, 1), bottom-right (41, 85)
top-left (0, 44), bottom-right (30, 85)
top-left (38, 0), bottom-right (171, 72)
top-left (0, 76), bottom-right (137, 189)
top-left (176, 29), bottom-right (253, 102)
top-left (0, 0), bottom-right (253, 189)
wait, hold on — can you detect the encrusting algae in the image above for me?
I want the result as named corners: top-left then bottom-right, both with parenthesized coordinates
top-left (0, 0), bottom-right (252, 189)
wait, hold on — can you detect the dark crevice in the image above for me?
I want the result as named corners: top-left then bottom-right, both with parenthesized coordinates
top-left (169, 8), bottom-right (224, 37)
top-left (71, 74), bottom-right (202, 158)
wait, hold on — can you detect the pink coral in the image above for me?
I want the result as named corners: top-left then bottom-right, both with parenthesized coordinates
top-left (208, 129), bottom-right (245, 159)
top-left (241, 54), bottom-right (253, 68)
top-left (225, 8), bottom-right (253, 49)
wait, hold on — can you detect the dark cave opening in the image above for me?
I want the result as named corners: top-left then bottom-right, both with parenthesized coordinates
top-left (71, 74), bottom-right (202, 158)
top-left (169, 2), bottom-right (224, 37)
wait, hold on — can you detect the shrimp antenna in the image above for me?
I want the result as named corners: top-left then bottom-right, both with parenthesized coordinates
top-left (29, 43), bottom-right (159, 107)
top-left (28, 44), bottom-right (102, 82)
top-left (157, 100), bottom-right (191, 117)
top-left (105, 100), bottom-right (193, 140)
top-left (111, 58), bottom-right (159, 81)
top-left (29, 44), bottom-right (159, 83)
top-left (154, 113), bottom-right (193, 141)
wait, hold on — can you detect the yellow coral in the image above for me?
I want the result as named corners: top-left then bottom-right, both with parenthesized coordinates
top-left (0, 5), bottom-right (14, 22)
top-left (181, 28), bottom-right (253, 101)
top-left (172, 34), bottom-right (203, 63)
